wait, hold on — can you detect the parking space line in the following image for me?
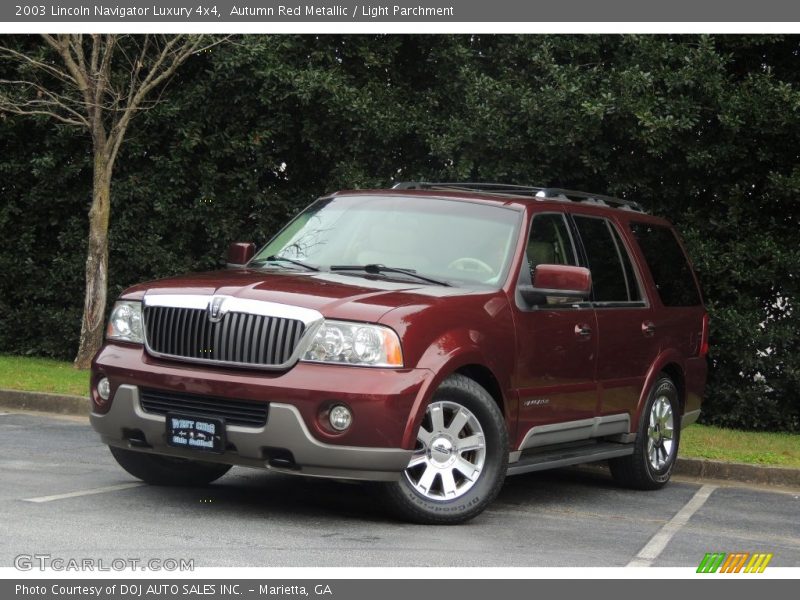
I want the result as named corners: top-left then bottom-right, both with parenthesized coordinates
top-left (23, 482), bottom-right (144, 503)
top-left (627, 484), bottom-right (717, 567)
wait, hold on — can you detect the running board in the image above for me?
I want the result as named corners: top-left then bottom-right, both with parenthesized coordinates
top-left (506, 442), bottom-right (634, 476)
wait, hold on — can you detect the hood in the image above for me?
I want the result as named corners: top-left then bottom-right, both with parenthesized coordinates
top-left (121, 268), bottom-right (475, 323)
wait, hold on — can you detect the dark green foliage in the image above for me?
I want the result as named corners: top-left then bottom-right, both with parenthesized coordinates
top-left (1, 35), bottom-right (797, 430)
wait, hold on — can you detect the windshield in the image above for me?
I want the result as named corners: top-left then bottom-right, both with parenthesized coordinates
top-left (252, 195), bottom-right (522, 287)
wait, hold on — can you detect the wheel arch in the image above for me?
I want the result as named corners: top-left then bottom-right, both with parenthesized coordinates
top-left (660, 362), bottom-right (686, 414)
top-left (635, 350), bottom-right (687, 427)
top-left (455, 364), bottom-right (506, 416)
top-left (401, 348), bottom-right (516, 449)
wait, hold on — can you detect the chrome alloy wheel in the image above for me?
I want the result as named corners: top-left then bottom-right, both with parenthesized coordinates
top-left (403, 400), bottom-right (487, 500)
top-left (647, 394), bottom-right (675, 470)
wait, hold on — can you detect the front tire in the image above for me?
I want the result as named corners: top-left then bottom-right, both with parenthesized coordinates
top-left (109, 446), bottom-right (232, 486)
top-left (380, 374), bottom-right (508, 524)
top-left (610, 374), bottom-right (681, 490)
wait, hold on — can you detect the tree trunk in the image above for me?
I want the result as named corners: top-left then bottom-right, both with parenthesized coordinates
top-left (73, 151), bottom-right (111, 369)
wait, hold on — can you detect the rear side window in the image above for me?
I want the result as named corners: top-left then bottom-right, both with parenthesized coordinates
top-left (574, 216), bottom-right (642, 304)
top-left (630, 222), bottom-right (701, 306)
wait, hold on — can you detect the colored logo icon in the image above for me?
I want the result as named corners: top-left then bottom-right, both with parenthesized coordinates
top-left (697, 552), bottom-right (773, 573)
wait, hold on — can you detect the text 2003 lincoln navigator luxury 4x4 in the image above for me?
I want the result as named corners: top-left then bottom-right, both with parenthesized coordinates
top-left (90, 182), bottom-right (708, 524)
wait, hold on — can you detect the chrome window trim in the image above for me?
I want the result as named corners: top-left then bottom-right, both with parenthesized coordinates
top-left (141, 293), bottom-right (324, 370)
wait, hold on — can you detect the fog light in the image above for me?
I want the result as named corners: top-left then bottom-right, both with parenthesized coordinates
top-left (97, 377), bottom-right (111, 401)
top-left (329, 405), bottom-right (352, 431)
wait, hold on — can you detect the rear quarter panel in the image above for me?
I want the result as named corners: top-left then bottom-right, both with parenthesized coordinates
top-left (610, 211), bottom-right (708, 425)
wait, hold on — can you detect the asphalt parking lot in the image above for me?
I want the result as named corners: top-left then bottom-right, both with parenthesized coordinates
top-left (2, 411), bottom-right (798, 568)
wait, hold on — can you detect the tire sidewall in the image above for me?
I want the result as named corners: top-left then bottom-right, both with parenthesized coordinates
top-left (639, 377), bottom-right (681, 485)
top-left (395, 377), bottom-right (508, 521)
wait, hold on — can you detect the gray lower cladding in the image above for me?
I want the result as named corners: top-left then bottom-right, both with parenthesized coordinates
top-left (90, 385), bottom-right (412, 482)
top-left (517, 413), bottom-right (632, 452)
top-left (681, 409), bottom-right (701, 428)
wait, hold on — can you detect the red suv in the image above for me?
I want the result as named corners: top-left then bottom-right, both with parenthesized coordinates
top-left (90, 183), bottom-right (708, 524)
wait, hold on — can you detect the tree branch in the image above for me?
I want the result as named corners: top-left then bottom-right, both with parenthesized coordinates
top-left (4, 34), bottom-right (230, 167)
top-left (70, 34), bottom-right (88, 78)
top-left (0, 79), bottom-right (91, 128)
top-left (0, 45), bottom-right (78, 86)
top-left (0, 102), bottom-right (88, 127)
top-left (107, 35), bottom-right (208, 165)
top-left (42, 34), bottom-right (95, 123)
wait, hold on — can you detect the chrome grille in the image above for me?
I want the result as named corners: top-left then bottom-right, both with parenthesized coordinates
top-left (140, 388), bottom-right (268, 428)
top-left (143, 305), bottom-right (306, 367)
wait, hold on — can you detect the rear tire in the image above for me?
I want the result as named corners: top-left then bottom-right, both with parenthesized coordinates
top-left (109, 446), bottom-right (232, 486)
top-left (610, 374), bottom-right (680, 490)
top-left (380, 374), bottom-right (508, 524)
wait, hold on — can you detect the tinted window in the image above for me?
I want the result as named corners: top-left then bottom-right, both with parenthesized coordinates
top-left (524, 214), bottom-right (579, 306)
top-left (630, 222), bottom-right (701, 306)
top-left (574, 216), bottom-right (642, 303)
top-left (526, 213), bottom-right (577, 270)
top-left (612, 223), bottom-right (642, 303)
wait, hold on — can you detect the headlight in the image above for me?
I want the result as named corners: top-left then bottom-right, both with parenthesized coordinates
top-left (106, 301), bottom-right (144, 344)
top-left (302, 320), bottom-right (403, 367)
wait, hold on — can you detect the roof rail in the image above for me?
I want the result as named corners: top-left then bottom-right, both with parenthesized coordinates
top-left (535, 188), bottom-right (645, 212)
top-left (392, 181), bottom-right (545, 196)
top-left (391, 181), bottom-right (645, 212)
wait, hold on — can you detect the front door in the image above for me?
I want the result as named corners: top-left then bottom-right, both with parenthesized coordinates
top-left (513, 212), bottom-right (598, 450)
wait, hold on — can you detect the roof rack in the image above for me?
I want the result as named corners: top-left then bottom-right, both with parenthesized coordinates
top-left (393, 181), bottom-right (544, 196)
top-left (391, 182), bottom-right (645, 213)
top-left (535, 188), bottom-right (645, 212)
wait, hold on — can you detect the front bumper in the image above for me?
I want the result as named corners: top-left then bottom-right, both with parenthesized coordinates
top-left (91, 384), bottom-right (413, 481)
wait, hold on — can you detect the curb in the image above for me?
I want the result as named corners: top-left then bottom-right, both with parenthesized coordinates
top-left (0, 388), bottom-right (89, 416)
top-left (2, 388), bottom-right (799, 489)
top-left (673, 456), bottom-right (800, 489)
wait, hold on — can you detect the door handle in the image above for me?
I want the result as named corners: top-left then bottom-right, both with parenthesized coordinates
top-left (642, 321), bottom-right (656, 336)
top-left (575, 324), bottom-right (592, 337)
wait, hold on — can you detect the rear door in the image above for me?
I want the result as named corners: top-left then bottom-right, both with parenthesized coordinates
top-left (571, 214), bottom-right (659, 424)
top-left (627, 221), bottom-right (707, 416)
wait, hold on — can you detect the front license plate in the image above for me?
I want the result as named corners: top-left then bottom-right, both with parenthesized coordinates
top-left (166, 413), bottom-right (225, 453)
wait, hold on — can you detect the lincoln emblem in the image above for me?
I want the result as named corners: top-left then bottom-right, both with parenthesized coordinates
top-left (208, 296), bottom-right (225, 323)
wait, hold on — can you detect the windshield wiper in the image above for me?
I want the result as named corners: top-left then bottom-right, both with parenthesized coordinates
top-left (329, 264), bottom-right (451, 287)
top-left (251, 255), bottom-right (320, 272)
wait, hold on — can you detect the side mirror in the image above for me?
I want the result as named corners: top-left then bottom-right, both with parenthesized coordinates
top-left (519, 264), bottom-right (592, 304)
top-left (227, 242), bottom-right (256, 268)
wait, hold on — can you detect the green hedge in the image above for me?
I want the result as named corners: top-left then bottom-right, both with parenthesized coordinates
top-left (1, 35), bottom-right (798, 430)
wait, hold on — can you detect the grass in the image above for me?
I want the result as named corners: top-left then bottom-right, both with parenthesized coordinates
top-left (0, 354), bottom-right (798, 468)
top-left (0, 354), bottom-right (89, 397)
top-left (680, 424), bottom-right (800, 468)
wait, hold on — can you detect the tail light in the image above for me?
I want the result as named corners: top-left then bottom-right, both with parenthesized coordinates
top-left (699, 313), bottom-right (709, 357)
